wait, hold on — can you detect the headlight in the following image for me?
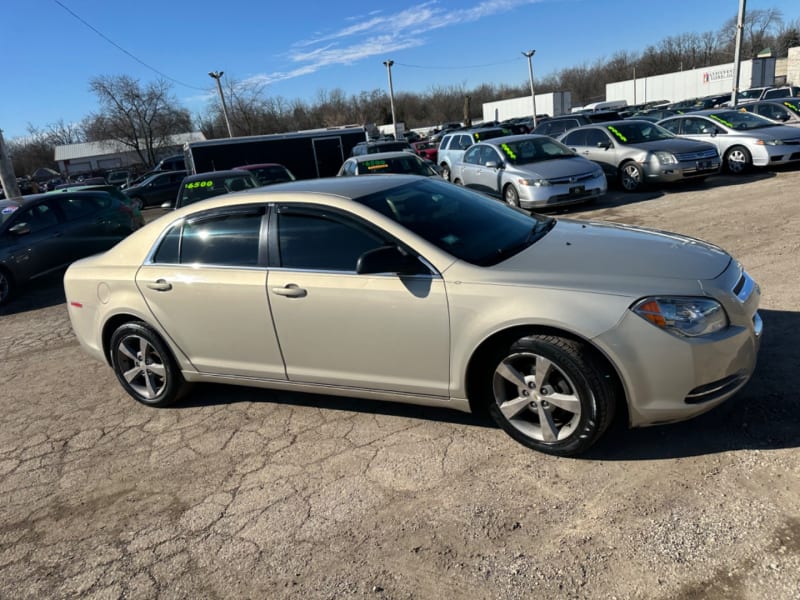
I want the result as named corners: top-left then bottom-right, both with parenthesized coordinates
top-left (632, 296), bottom-right (728, 337)
top-left (755, 139), bottom-right (784, 146)
top-left (518, 178), bottom-right (551, 187)
top-left (654, 151), bottom-right (678, 165)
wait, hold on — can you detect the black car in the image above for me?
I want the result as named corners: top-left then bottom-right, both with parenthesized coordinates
top-left (123, 170), bottom-right (187, 208)
top-left (169, 170), bottom-right (260, 210)
top-left (0, 191), bottom-right (139, 304)
top-left (531, 111), bottom-right (622, 138)
top-left (741, 99), bottom-right (800, 126)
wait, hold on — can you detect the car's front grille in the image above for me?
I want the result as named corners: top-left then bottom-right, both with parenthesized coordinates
top-left (675, 148), bottom-right (718, 161)
top-left (548, 171), bottom-right (597, 185)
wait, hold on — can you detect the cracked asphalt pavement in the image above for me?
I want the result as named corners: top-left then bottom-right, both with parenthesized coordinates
top-left (1, 171), bottom-right (799, 599)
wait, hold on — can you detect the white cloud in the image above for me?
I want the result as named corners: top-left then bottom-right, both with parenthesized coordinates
top-left (253, 0), bottom-right (541, 86)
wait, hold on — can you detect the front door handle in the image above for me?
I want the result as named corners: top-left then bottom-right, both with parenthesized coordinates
top-left (271, 284), bottom-right (307, 298)
top-left (147, 279), bottom-right (172, 291)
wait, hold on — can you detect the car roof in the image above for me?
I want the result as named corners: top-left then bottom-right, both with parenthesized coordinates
top-left (350, 151), bottom-right (424, 162)
top-left (233, 163), bottom-right (287, 169)
top-left (475, 134), bottom-right (552, 145)
top-left (183, 170), bottom-right (252, 182)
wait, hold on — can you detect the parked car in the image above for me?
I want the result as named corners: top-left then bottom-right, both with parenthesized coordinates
top-left (437, 126), bottom-right (507, 181)
top-left (559, 120), bottom-right (721, 191)
top-left (0, 191), bottom-right (139, 304)
top-left (740, 99), bottom-right (800, 127)
top-left (732, 86), bottom-right (800, 105)
top-left (625, 108), bottom-right (681, 122)
top-left (63, 175), bottom-right (762, 457)
top-left (123, 170), bottom-right (187, 208)
top-left (169, 170), bottom-right (260, 210)
top-left (337, 151), bottom-right (442, 178)
top-left (153, 154), bottom-right (186, 172)
top-left (106, 170), bottom-right (132, 188)
top-left (350, 140), bottom-right (414, 157)
top-left (450, 134), bottom-right (606, 208)
top-left (531, 112), bottom-right (621, 139)
top-left (49, 184), bottom-right (145, 229)
top-left (658, 109), bottom-right (800, 173)
top-left (234, 163), bottom-right (296, 186)
top-left (411, 141), bottom-right (439, 163)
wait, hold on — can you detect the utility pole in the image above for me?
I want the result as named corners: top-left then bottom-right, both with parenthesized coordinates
top-left (522, 50), bottom-right (538, 128)
top-left (731, 0), bottom-right (747, 107)
top-left (208, 71), bottom-right (234, 138)
top-left (0, 129), bottom-right (21, 199)
top-left (383, 60), bottom-right (397, 139)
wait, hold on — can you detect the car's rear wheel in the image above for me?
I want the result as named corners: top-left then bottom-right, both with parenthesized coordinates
top-left (453, 178), bottom-right (463, 186)
top-left (503, 184), bottom-right (520, 207)
top-left (485, 334), bottom-right (618, 456)
top-left (619, 162), bottom-right (644, 192)
top-left (110, 321), bottom-right (188, 407)
top-left (724, 145), bottom-right (752, 174)
top-left (0, 268), bottom-right (13, 305)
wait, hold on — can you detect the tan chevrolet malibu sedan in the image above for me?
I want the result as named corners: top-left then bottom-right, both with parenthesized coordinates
top-left (64, 175), bottom-right (762, 456)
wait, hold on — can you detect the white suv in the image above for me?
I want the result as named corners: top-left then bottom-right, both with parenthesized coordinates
top-left (437, 127), bottom-right (506, 181)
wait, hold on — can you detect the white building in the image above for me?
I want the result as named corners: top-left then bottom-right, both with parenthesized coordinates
top-left (482, 92), bottom-right (572, 122)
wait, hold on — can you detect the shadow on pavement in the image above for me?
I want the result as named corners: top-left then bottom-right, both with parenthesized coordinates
top-left (173, 308), bottom-right (798, 460)
top-left (0, 270), bottom-right (66, 316)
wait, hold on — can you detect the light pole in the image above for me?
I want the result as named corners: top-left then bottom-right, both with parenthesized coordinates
top-left (522, 50), bottom-right (537, 128)
top-left (383, 60), bottom-right (397, 139)
top-left (208, 71), bottom-right (233, 138)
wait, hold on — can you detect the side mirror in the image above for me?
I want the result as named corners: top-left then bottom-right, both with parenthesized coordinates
top-left (485, 161), bottom-right (500, 169)
top-left (597, 141), bottom-right (612, 149)
top-left (357, 245), bottom-right (427, 275)
top-left (161, 201), bottom-right (173, 210)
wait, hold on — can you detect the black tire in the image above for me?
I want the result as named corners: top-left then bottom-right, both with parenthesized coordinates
top-left (0, 268), bottom-right (13, 305)
top-left (453, 178), bottom-right (463, 186)
top-left (619, 162), bottom-right (644, 192)
top-left (503, 184), bottom-right (520, 207)
top-left (109, 321), bottom-right (189, 407)
top-left (131, 196), bottom-right (145, 209)
top-left (485, 334), bottom-right (618, 456)
top-left (440, 164), bottom-right (451, 182)
top-left (724, 145), bottom-right (752, 174)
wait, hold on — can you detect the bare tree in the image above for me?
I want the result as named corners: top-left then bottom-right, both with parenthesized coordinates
top-left (86, 75), bottom-right (191, 167)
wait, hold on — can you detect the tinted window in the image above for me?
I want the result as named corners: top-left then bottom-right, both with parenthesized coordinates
top-left (15, 202), bottom-right (61, 232)
top-left (178, 209), bottom-right (263, 266)
top-left (463, 146), bottom-right (482, 164)
top-left (561, 130), bottom-right (588, 146)
top-left (153, 224), bottom-right (181, 263)
top-left (586, 129), bottom-right (611, 146)
top-left (356, 156), bottom-right (433, 176)
top-left (59, 194), bottom-right (111, 220)
top-left (179, 174), bottom-right (257, 207)
top-left (659, 119), bottom-right (681, 134)
top-left (277, 212), bottom-right (385, 271)
top-left (353, 179), bottom-right (553, 267)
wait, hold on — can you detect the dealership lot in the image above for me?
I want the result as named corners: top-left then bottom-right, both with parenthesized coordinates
top-left (1, 171), bottom-right (799, 599)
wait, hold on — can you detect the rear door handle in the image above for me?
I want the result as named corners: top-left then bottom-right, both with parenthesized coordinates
top-left (271, 284), bottom-right (307, 298)
top-left (147, 279), bottom-right (172, 291)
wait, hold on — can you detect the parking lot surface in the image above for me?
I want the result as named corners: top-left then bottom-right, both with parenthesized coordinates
top-left (1, 172), bottom-right (799, 599)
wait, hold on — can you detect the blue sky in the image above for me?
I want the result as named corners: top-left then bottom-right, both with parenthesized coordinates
top-left (1, 0), bottom-right (798, 140)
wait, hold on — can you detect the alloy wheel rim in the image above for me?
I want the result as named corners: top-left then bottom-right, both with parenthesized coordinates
top-left (622, 166), bottom-right (640, 190)
top-left (728, 152), bottom-right (746, 173)
top-left (117, 335), bottom-right (167, 399)
top-left (492, 351), bottom-right (582, 442)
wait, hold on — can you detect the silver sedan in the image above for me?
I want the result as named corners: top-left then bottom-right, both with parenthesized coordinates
top-left (64, 176), bottom-right (761, 457)
top-left (450, 134), bottom-right (606, 209)
top-left (658, 109), bottom-right (800, 173)
top-left (559, 120), bottom-right (721, 191)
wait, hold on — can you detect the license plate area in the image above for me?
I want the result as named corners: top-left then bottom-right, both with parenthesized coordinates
top-left (697, 160), bottom-right (712, 170)
top-left (569, 185), bottom-right (585, 195)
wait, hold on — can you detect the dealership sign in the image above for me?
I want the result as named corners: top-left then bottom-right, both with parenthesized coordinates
top-left (703, 67), bottom-right (735, 83)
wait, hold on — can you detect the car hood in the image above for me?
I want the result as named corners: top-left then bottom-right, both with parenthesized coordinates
top-left (747, 124), bottom-right (800, 140)
top-left (492, 219), bottom-right (731, 286)
top-left (509, 156), bottom-right (597, 178)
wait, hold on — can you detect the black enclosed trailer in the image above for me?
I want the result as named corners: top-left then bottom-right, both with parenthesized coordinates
top-left (183, 126), bottom-right (367, 179)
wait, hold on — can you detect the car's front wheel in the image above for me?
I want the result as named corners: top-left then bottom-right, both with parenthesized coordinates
top-left (724, 145), bottom-right (752, 174)
top-left (619, 162), bottom-right (644, 192)
top-left (440, 164), bottom-right (451, 182)
top-left (110, 321), bottom-right (188, 407)
top-left (503, 184), bottom-right (520, 207)
top-left (485, 334), bottom-right (618, 456)
top-left (0, 268), bottom-right (13, 305)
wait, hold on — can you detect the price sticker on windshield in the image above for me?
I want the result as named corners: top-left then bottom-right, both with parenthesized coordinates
top-left (185, 180), bottom-right (213, 189)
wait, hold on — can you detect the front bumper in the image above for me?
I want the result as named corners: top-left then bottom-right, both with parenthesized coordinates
top-left (518, 176), bottom-right (607, 209)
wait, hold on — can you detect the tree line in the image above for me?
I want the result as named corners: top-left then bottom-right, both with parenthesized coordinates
top-left (9, 7), bottom-right (799, 177)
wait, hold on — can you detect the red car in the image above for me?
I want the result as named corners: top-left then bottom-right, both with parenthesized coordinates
top-left (411, 141), bottom-right (438, 163)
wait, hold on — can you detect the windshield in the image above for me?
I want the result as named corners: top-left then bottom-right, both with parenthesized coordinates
top-left (497, 137), bottom-right (575, 164)
top-left (707, 110), bottom-right (777, 130)
top-left (781, 100), bottom-right (800, 116)
top-left (605, 122), bottom-right (676, 144)
top-left (738, 89), bottom-right (765, 100)
top-left (179, 174), bottom-right (257, 206)
top-left (353, 179), bottom-right (554, 266)
top-left (357, 156), bottom-right (435, 176)
top-left (247, 166), bottom-right (295, 185)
